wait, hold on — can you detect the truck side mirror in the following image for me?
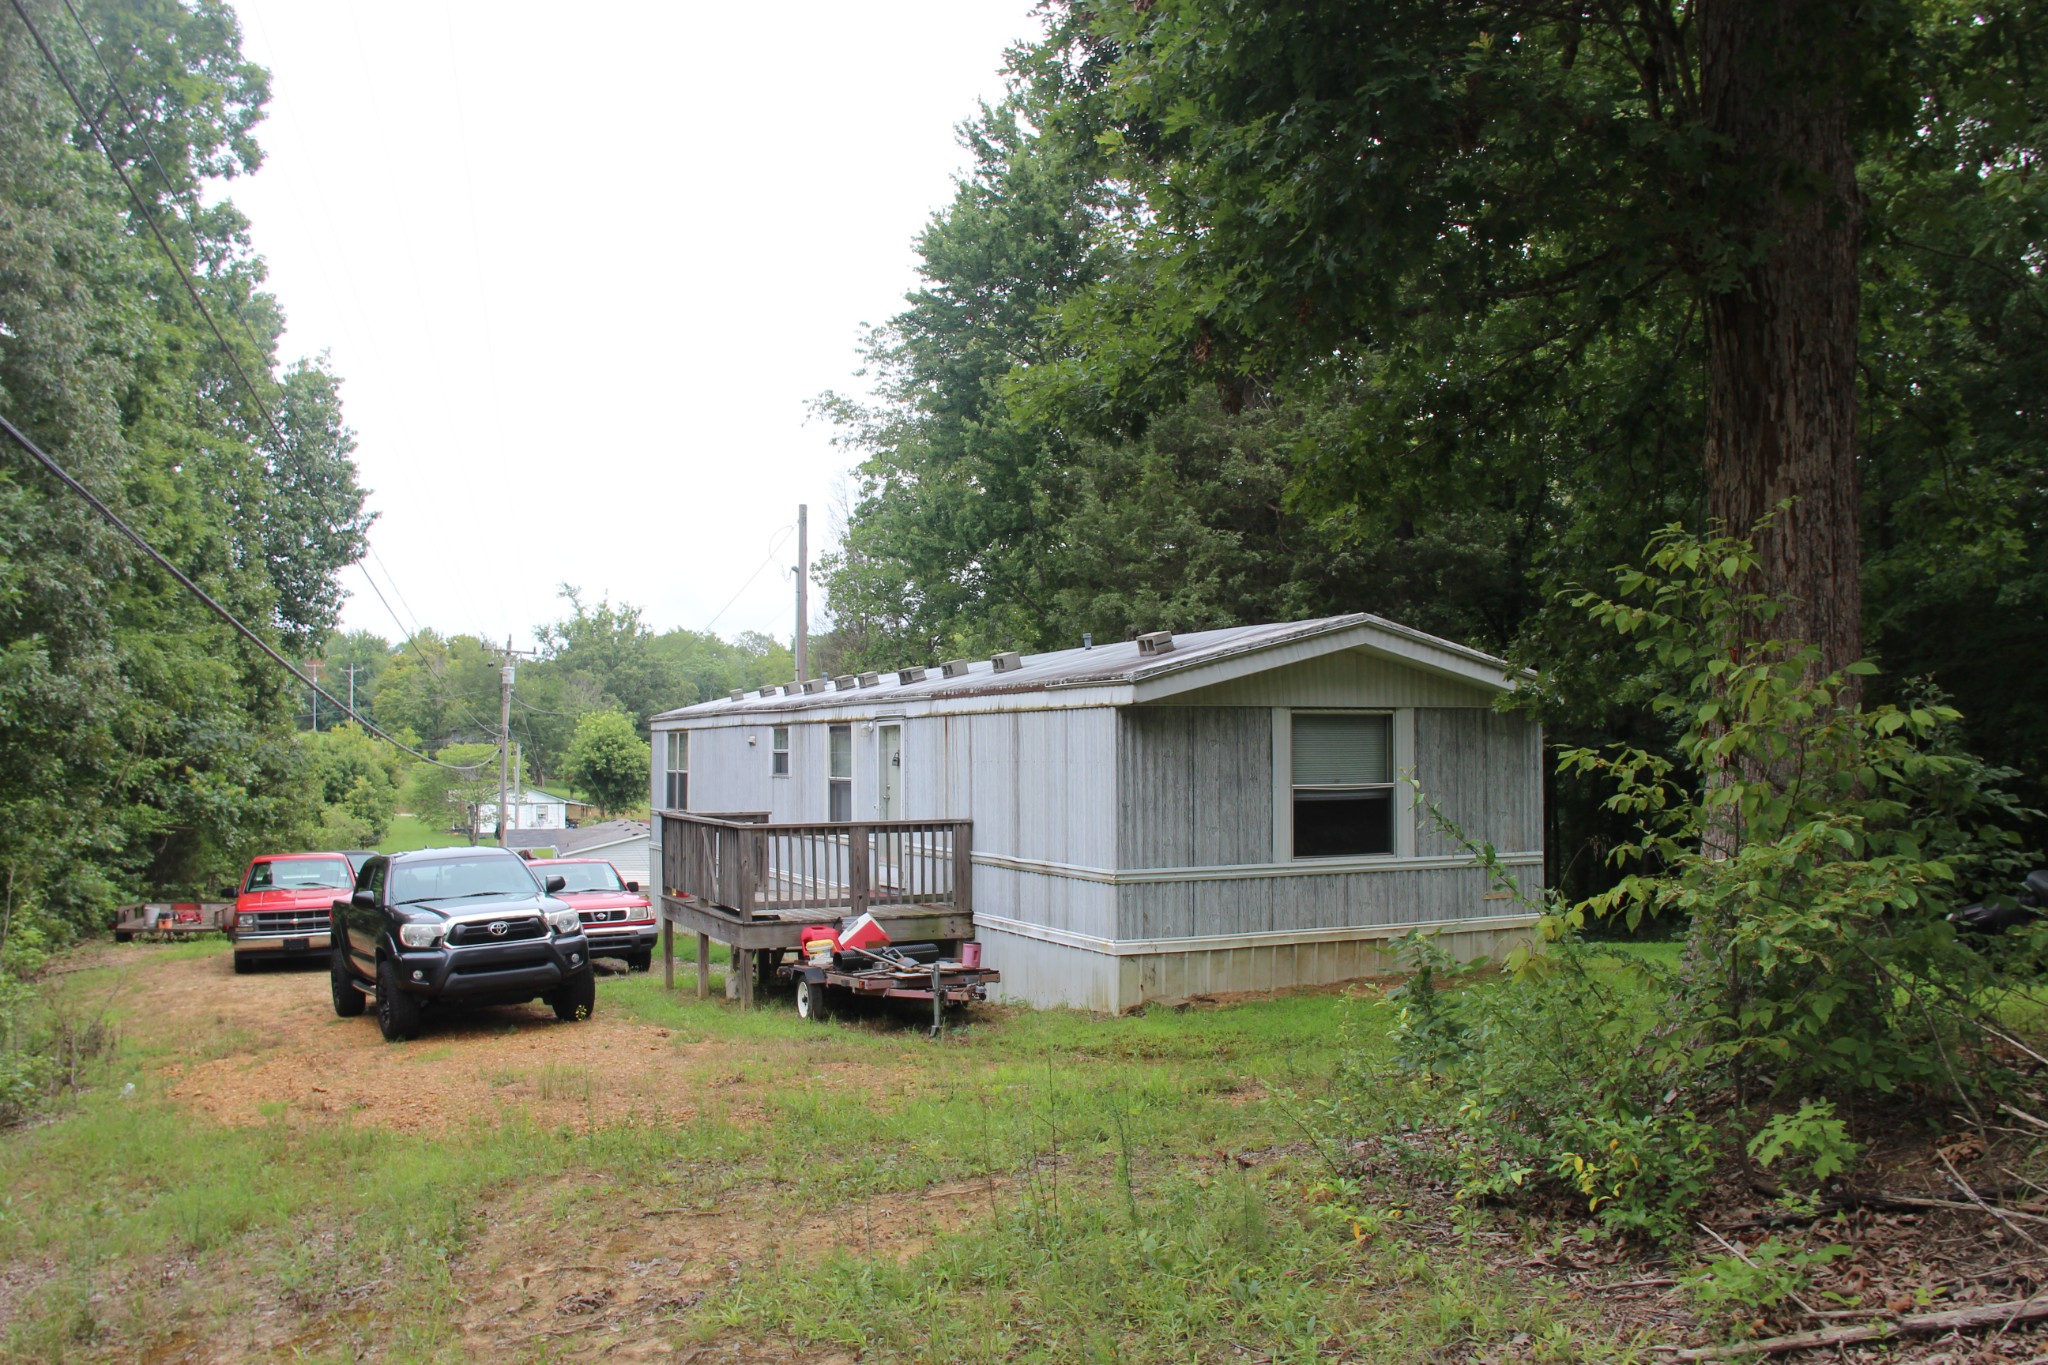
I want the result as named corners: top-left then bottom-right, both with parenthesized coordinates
top-left (220, 887), bottom-right (236, 901)
top-left (626, 881), bottom-right (639, 894)
top-left (544, 875), bottom-right (566, 894)
top-left (352, 889), bottom-right (376, 909)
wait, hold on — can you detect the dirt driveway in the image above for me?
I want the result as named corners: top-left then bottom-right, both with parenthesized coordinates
top-left (47, 943), bottom-right (947, 1363)
top-left (89, 945), bottom-right (721, 1136)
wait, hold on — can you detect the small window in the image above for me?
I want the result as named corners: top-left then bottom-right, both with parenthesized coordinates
top-left (1291, 713), bottom-right (1394, 858)
top-left (827, 724), bottom-right (852, 822)
top-left (771, 726), bottom-right (789, 777)
top-left (665, 730), bottom-right (689, 810)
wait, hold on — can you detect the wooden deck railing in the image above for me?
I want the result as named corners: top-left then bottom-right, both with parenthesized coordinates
top-left (658, 810), bottom-right (973, 922)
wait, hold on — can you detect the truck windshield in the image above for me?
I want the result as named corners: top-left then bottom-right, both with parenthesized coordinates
top-left (245, 858), bottom-right (354, 892)
top-left (391, 858), bottom-right (541, 905)
top-left (548, 863), bottom-right (624, 893)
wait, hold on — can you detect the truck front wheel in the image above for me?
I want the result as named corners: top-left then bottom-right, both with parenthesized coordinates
top-left (551, 969), bottom-right (596, 1022)
top-left (376, 958), bottom-right (424, 1041)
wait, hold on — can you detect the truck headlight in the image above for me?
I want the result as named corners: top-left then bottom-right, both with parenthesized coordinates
top-left (546, 907), bottom-right (581, 936)
top-left (398, 922), bottom-right (445, 949)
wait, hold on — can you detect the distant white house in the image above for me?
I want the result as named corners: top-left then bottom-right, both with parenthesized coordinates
top-left (471, 786), bottom-right (570, 833)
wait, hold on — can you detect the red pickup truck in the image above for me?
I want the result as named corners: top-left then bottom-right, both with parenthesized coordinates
top-left (228, 852), bottom-right (356, 974)
top-left (524, 857), bottom-right (656, 971)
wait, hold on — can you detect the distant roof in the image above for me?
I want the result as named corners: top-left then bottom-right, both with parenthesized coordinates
top-left (654, 614), bottom-right (1522, 723)
top-left (504, 820), bottom-right (650, 856)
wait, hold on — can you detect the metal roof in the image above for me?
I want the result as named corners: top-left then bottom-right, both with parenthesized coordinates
top-left (653, 614), bottom-right (1521, 724)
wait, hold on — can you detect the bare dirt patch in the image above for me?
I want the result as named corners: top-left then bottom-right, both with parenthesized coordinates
top-left (82, 942), bottom-right (739, 1136)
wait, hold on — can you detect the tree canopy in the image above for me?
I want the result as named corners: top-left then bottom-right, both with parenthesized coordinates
top-left (818, 0), bottom-right (2048, 885)
top-left (0, 0), bottom-right (372, 947)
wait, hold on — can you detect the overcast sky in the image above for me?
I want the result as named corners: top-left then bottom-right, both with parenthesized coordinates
top-left (225, 0), bottom-right (1038, 655)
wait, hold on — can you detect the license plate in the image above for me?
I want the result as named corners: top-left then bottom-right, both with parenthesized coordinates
top-left (284, 937), bottom-right (309, 952)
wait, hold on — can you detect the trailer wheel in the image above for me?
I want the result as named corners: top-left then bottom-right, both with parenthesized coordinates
top-left (114, 931), bottom-right (132, 944)
top-left (794, 977), bottom-right (831, 1023)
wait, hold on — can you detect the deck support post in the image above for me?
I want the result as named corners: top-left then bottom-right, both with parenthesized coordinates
top-left (696, 931), bottom-right (710, 1000)
top-left (735, 948), bottom-right (753, 1008)
top-left (848, 824), bottom-right (871, 919)
top-left (661, 915), bottom-right (674, 990)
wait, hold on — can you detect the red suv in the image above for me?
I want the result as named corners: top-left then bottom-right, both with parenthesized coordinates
top-left (229, 853), bottom-right (355, 974)
top-left (525, 858), bottom-right (655, 971)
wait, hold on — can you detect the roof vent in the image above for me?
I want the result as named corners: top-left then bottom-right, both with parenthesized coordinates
top-left (833, 674), bottom-right (858, 690)
top-left (857, 671), bottom-right (881, 688)
top-left (802, 677), bottom-right (829, 694)
top-left (941, 659), bottom-right (972, 678)
top-left (991, 651), bottom-right (1023, 673)
top-left (1136, 631), bottom-right (1176, 657)
top-left (728, 688), bottom-right (744, 701)
top-left (897, 666), bottom-right (927, 684)
top-left (781, 683), bottom-right (802, 696)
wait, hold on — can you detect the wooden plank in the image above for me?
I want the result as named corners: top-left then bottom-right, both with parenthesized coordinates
top-left (661, 917), bottom-right (674, 990)
top-left (695, 931), bottom-right (709, 1000)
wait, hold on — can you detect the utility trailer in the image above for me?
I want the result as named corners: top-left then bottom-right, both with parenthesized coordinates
top-left (111, 901), bottom-right (230, 942)
top-left (776, 952), bottom-right (999, 1037)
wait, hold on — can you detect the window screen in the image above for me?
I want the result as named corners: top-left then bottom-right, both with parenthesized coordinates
top-left (665, 730), bottom-right (689, 810)
top-left (1291, 713), bottom-right (1394, 858)
top-left (827, 724), bottom-right (852, 820)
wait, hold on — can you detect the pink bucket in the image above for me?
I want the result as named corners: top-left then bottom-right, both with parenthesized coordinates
top-left (961, 941), bottom-right (982, 969)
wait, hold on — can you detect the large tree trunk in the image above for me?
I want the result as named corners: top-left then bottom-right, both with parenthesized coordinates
top-left (1699, 0), bottom-right (1865, 681)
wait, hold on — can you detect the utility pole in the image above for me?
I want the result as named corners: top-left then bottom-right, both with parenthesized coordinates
top-left (495, 635), bottom-right (536, 846)
top-left (305, 659), bottom-right (323, 732)
top-left (794, 503), bottom-right (809, 681)
top-left (342, 663), bottom-right (365, 716)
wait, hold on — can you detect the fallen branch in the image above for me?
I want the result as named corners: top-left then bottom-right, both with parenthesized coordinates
top-left (2001, 1102), bottom-right (2048, 1135)
top-left (1720, 1183), bottom-right (2036, 1231)
top-left (1663, 1295), bottom-right (2048, 1360)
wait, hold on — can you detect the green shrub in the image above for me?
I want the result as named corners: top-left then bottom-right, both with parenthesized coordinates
top-left (1335, 521), bottom-right (2039, 1249)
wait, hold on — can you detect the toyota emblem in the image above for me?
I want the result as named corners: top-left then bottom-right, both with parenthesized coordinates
top-left (488, 920), bottom-right (509, 937)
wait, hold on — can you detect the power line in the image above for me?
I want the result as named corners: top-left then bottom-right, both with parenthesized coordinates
top-left (44, 0), bottom-right (482, 741)
top-left (9, 0), bottom-right (292, 458)
top-left (6, 0), bottom-right (492, 775)
top-left (0, 411), bottom-right (483, 773)
top-left (701, 526), bottom-right (796, 636)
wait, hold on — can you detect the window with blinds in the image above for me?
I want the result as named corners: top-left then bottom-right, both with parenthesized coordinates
top-left (1291, 712), bottom-right (1394, 858)
top-left (828, 724), bottom-right (852, 821)
top-left (664, 730), bottom-right (688, 810)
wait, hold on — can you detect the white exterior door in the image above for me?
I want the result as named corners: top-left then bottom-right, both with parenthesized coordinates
top-left (877, 724), bottom-right (902, 820)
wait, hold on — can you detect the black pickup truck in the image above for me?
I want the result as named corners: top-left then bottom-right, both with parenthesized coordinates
top-left (330, 846), bottom-right (595, 1042)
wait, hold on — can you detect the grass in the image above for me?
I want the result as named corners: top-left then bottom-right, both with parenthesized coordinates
top-left (0, 954), bottom-right (1677, 1364)
top-left (376, 813), bottom-right (472, 854)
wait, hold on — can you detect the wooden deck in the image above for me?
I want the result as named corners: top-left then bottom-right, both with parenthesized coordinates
top-left (655, 810), bottom-right (974, 1006)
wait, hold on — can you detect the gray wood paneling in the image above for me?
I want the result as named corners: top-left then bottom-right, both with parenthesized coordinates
top-left (1413, 709), bottom-right (1544, 856)
top-left (1117, 707), bottom-right (1273, 869)
top-left (1166, 648), bottom-right (1499, 709)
